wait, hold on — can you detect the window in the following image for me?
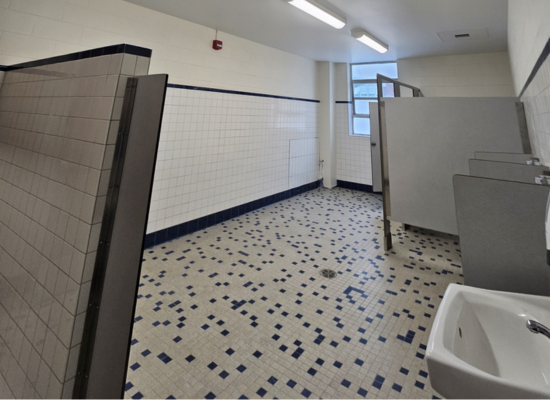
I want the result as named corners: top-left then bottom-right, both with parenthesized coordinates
top-left (350, 62), bottom-right (398, 136)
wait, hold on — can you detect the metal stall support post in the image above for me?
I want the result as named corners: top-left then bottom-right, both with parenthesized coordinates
top-left (74, 74), bottom-right (168, 399)
top-left (377, 99), bottom-right (392, 251)
top-left (515, 102), bottom-right (532, 154)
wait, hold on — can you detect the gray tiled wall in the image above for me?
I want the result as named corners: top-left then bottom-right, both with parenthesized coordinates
top-left (0, 52), bottom-right (149, 399)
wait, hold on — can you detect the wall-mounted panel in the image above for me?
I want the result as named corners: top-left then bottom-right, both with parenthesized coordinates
top-left (289, 138), bottom-right (319, 189)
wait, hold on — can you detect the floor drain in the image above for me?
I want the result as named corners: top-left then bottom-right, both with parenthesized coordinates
top-left (320, 269), bottom-right (337, 279)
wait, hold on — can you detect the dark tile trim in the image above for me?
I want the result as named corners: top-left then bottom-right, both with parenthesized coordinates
top-left (4, 44), bottom-right (152, 72)
top-left (335, 101), bottom-right (352, 104)
top-left (337, 180), bottom-right (374, 193)
top-left (144, 180), bottom-right (321, 249)
top-left (0, 65), bottom-right (8, 72)
top-left (167, 83), bottom-right (320, 103)
top-left (519, 38), bottom-right (550, 98)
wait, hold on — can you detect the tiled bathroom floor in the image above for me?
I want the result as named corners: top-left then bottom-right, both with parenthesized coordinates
top-left (125, 188), bottom-right (463, 399)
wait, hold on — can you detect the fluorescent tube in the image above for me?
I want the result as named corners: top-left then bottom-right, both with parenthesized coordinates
top-left (288, 0), bottom-right (346, 29)
top-left (352, 29), bottom-right (389, 53)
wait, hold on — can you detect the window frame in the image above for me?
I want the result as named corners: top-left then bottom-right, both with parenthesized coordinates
top-left (350, 61), bottom-right (398, 137)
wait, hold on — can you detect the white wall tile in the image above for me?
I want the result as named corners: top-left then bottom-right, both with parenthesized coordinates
top-left (147, 87), bottom-right (319, 234)
top-left (334, 64), bottom-right (373, 186)
top-left (0, 54), bottom-right (133, 398)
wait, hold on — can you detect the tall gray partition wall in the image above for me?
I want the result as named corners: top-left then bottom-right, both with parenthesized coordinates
top-left (454, 175), bottom-right (550, 296)
top-left (74, 74), bottom-right (168, 398)
top-left (469, 159), bottom-right (547, 183)
top-left (474, 152), bottom-right (534, 164)
top-left (384, 97), bottom-right (525, 235)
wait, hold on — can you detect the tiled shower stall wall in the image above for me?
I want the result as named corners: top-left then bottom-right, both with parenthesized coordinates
top-left (0, 50), bottom-right (150, 399)
top-left (146, 87), bottom-right (320, 235)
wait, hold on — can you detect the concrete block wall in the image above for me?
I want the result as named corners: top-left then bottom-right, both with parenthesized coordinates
top-left (0, 0), bottom-right (317, 100)
top-left (397, 51), bottom-right (514, 97)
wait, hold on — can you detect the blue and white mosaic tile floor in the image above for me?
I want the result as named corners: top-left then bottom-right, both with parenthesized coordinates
top-left (125, 188), bottom-right (463, 399)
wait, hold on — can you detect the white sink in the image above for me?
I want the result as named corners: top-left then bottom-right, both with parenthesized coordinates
top-left (427, 284), bottom-right (550, 399)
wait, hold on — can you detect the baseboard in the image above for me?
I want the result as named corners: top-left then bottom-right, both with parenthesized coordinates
top-left (144, 180), bottom-right (321, 249)
top-left (336, 180), bottom-right (374, 193)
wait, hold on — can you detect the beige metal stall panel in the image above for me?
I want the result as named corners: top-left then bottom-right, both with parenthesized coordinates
top-left (384, 97), bottom-right (524, 235)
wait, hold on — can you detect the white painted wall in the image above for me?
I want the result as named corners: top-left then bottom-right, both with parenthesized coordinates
top-left (508, 0), bottom-right (550, 164)
top-left (334, 63), bottom-right (372, 186)
top-left (317, 61), bottom-right (337, 188)
top-left (0, 0), bottom-right (317, 99)
top-left (397, 52), bottom-right (514, 97)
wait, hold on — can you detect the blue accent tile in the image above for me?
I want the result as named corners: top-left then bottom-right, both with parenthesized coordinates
top-left (208, 362), bottom-right (218, 370)
top-left (130, 363), bottom-right (140, 371)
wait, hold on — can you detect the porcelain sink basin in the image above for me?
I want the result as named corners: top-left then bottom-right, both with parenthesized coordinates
top-left (427, 284), bottom-right (550, 399)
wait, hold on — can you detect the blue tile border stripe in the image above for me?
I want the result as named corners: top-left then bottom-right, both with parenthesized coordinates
top-left (337, 180), bottom-right (374, 193)
top-left (3, 43), bottom-right (152, 72)
top-left (335, 101), bottom-right (352, 104)
top-left (167, 83), bottom-right (320, 103)
top-left (519, 37), bottom-right (550, 98)
top-left (144, 180), bottom-right (321, 249)
top-left (0, 65), bottom-right (8, 72)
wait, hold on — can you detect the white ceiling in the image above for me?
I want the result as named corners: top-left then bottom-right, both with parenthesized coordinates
top-left (125, 0), bottom-right (509, 63)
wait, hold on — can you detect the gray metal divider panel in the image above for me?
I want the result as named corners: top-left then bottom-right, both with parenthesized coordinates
top-left (469, 159), bottom-right (547, 183)
top-left (385, 97), bottom-right (524, 235)
top-left (453, 174), bottom-right (550, 296)
top-left (474, 152), bottom-right (533, 164)
top-left (369, 102), bottom-right (382, 193)
top-left (81, 74), bottom-right (168, 398)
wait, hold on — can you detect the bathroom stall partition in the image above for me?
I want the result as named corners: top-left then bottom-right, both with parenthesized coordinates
top-left (372, 74), bottom-right (424, 250)
top-left (378, 96), bottom-right (529, 246)
top-left (454, 175), bottom-right (550, 296)
top-left (474, 151), bottom-right (536, 164)
top-left (0, 45), bottom-right (165, 399)
top-left (468, 159), bottom-right (548, 183)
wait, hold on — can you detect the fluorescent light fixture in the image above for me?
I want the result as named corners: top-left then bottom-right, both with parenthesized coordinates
top-left (287, 0), bottom-right (346, 29)
top-left (352, 29), bottom-right (388, 53)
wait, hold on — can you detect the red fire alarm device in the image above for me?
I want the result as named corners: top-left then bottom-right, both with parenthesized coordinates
top-left (213, 40), bottom-right (223, 50)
